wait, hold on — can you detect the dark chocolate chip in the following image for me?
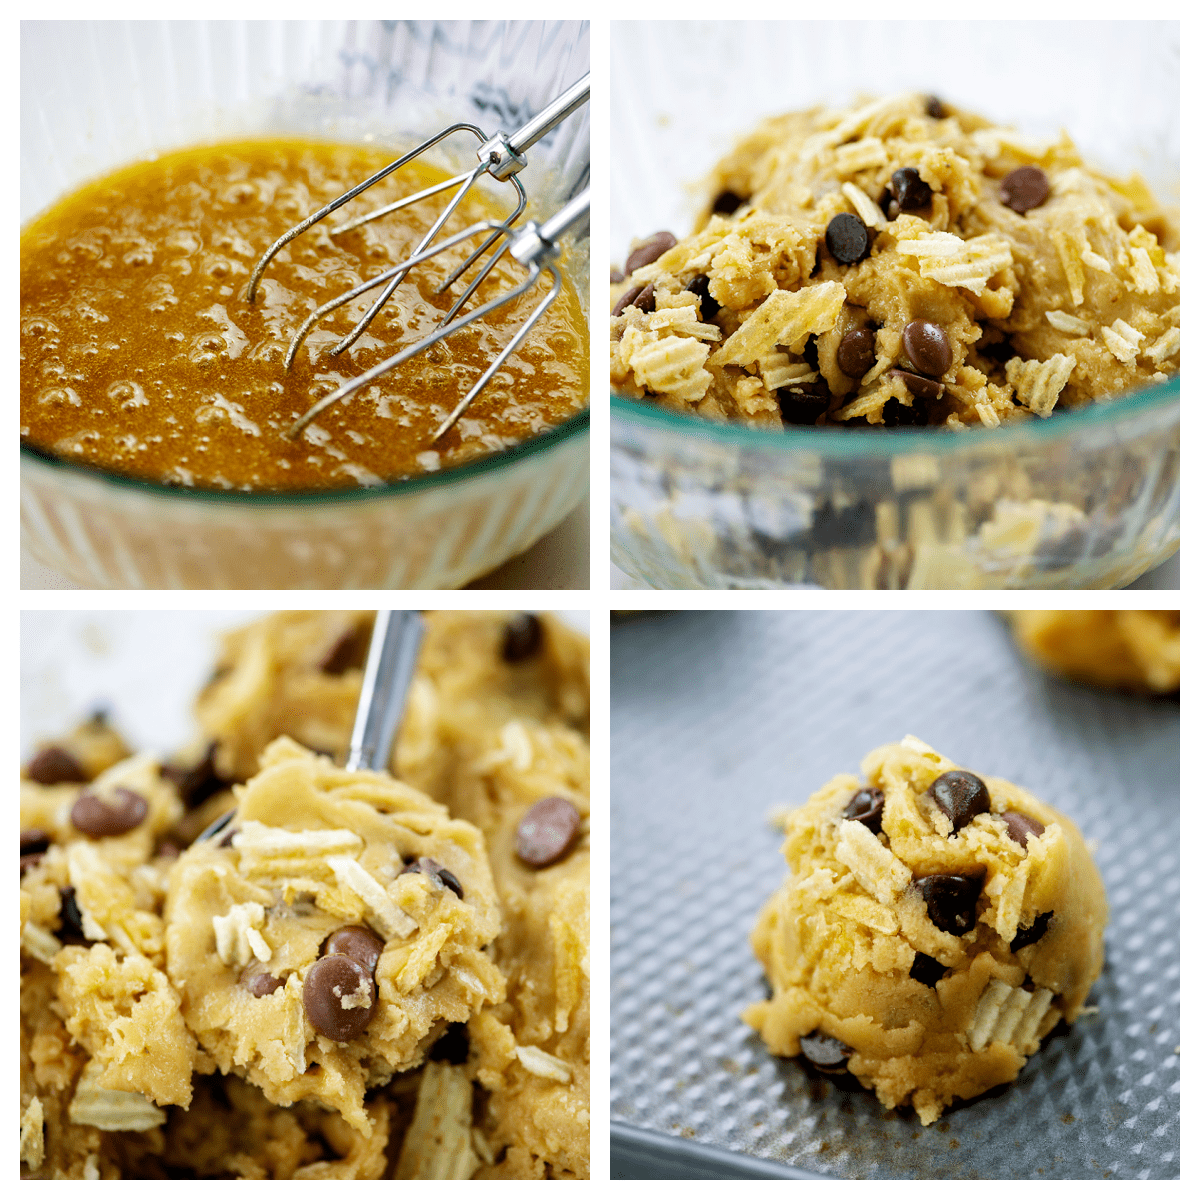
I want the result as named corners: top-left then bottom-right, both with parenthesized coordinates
top-left (711, 190), bottom-right (744, 216)
top-left (843, 787), bottom-right (885, 835)
top-left (999, 166), bottom-right (1050, 215)
top-left (161, 742), bottom-right (226, 809)
top-left (825, 213), bottom-right (871, 265)
top-left (323, 925), bottom-right (385, 973)
top-left (800, 1032), bottom-right (853, 1073)
top-left (612, 285), bottom-right (641, 317)
top-left (1010, 911), bottom-right (1053, 953)
top-left (516, 796), bottom-right (581, 868)
top-left (241, 966), bottom-right (284, 997)
top-left (610, 267), bottom-right (624, 284)
top-left (999, 811), bottom-right (1045, 849)
top-left (917, 874), bottom-right (984, 935)
top-left (625, 232), bottom-right (677, 276)
top-left (890, 167), bottom-right (932, 212)
top-left (319, 624), bottom-right (372, 675)
top-left (501, 614), bottom-right (543, 663)
top-left (928, 770), bottom-right (991, 832)
top-left (21, 829), bottom-right (51, 856)
top-left (197, 809), bottom-right (236, 843)
top-left (402, 857), bottom-right (464, 899)
top-left (58, 887), bottom-right (91, 941)
top-left (27, 746), bottom-right (89, 786)
top-left (430, 1023), bottom-right (470, 1064)
top-left (778, 382), bottom-right (830, 426)
top-left (910, 952), bottom-right (948, 987)
top-left (888, 368), bottom-right (944, 402)
top-left (686, 275), bottom-right (720, 322)
top-left (925, 95), bottom-right (947, 120)
top-left (837, 328), bottom-right (876, 378)
top-left (632, 284), bottom-right (655, 313)
top-left (881, 395), bottom-right (931, 428)
top-left (20, 854), bottom-right (45, 876)
top-left (303, 955), bottom-right (376, 1042)
top-left (902, 319), bottom-right (952, 377)
top-left (156, 841), bottom-right (181, 860)
top-left (71, 786), bottom-right (149, 838)
top-left (802, 337), bottom-right (822, 372)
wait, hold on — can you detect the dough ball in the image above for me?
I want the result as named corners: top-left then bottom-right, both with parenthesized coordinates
top-left (744, 736), bottom-right (1106, 1125)
top-left (1009, 610), bottom-right (1179, 693)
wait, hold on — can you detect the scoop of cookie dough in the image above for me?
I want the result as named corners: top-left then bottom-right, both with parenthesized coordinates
top-left (745, 736), bottom-right (1106, 1125)
top-left (1009, 610), bottom-right (1179, 693)
top-left (165, 738), bottom-right (505, 1134)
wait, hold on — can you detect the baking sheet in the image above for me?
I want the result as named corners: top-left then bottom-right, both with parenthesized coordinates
top-left (610, 611), bottom-right (1179, 1179)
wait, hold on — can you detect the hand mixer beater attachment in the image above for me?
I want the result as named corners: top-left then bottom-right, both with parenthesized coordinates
top-left (245, 73), bottom-right (590, 442)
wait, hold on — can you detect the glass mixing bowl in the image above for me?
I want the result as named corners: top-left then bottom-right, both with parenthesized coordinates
top-left (21, 19), bottom-right (590, 589)
top-left (609, 20), bottom-right (1178, 590)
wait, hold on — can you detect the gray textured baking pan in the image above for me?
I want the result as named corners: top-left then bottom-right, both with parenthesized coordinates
top-left (610, 611), bottom-right (1179, 1180)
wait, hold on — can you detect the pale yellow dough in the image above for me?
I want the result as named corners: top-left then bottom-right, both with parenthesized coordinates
top-left (1009, 610), bottom-right (1179, 693)
top-left (745, 737), bottom-right (1106, 1124)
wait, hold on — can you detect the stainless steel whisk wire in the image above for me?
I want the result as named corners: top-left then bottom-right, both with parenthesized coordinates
top-left (244, 72), bottom-right (589, 442)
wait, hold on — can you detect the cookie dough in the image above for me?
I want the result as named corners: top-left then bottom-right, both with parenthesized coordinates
top-left (21, 611), bottom-right (590, 1178)
top-left (1009, 609), bottom-right (1179, 693)
top-left (745, 736), bottom-right (1106, 1124)
top-left (165, 737), bottom-right (504, 1135)
top-left (612, 92), bottom-right (1178, 428)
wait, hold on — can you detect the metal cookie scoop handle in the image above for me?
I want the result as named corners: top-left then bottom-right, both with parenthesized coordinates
top-left (346, 611), bottom-right (425, 773)
top-left (286, 186), bottom-right (590, 441)
top-left (245, 72), bottom-right (589, 360)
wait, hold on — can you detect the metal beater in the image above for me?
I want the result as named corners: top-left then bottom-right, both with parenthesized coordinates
top-left (244, 75), bottom-right (589, 441)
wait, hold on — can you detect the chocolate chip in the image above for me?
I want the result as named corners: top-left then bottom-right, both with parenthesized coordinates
top-left (27, 746), bottom-right (88, 786)
top-left (999, 811), bottom-right (1045, 849)
top-left (218, 825), bottom-right (238, 849)
top-left (686, 275), bottom-right (720, 322)
top-left (610, 267), bottom-right (624, 284)
top-left (999, 166), bottom-right (1050, 214)
top-left (928, 770), bottom-right (991, 832)
top-left (632, 284), bottom-right (655, 313)
top-left (881, 394), bottom-right (932, 427)
top-left (902, 319), bottom-right (952, 377)
top-left (843, 787), bottom-right (885, 835)
top-left (501, 614), bottom-right (543, 663)
top-left (430, 1023), bottom-right (470, 1064)
top-left (58, 887), bottom-right (91, 941)
top-left (612, 285), bottom-right (641, 316)
top-left (802, 338), bottom-right (822, 372)
top-left (303, 955), bottom-right (376, 1041)
top-left (401, 857), bottom-right (464, 899)
top-left (21, 829), bottom-right (51, 856)
top-left (712, 190), bottom-right (744, 215)
top-left (837, 328), bottom-right (876, 378)
top-left (888, 369), bottom-right (944, 402)
top-left (825, 213), bottom-right (871, 265)
top-left (161, 742), bottom-right (226, 809)
top-left (778, 382), bottom-right (830, 426)
top-left (319, 624), bottom-right (372, 675)
top-left (917, 874), bottom-right (983, 934)
top-left (910, 952), bottom-right (948, 987)
top-left (800, 1032), bottom-right (853, 1073)
top-left (156, 841), bottom-right (181, 860)
top-left (241, 966), bottom-right (283, 997)
top-left (625, 232), bottom-right (677, 277)
top-left (516, 796), bottom-right (580, 868)
top-left (1010, 911), bottom-right (1053, 952)
top-left (71, 787), bottom-right (148, 838)
top-left (323, 925), bottom-right (385, 973)
top-left (890, 167), bottom-right (932, 212)
top-left (20, 854), bottom-right (44, 876)
top-left (925, 96), bottom-right (947, 120)
top-left (197, 809), bottom-right (236, 843)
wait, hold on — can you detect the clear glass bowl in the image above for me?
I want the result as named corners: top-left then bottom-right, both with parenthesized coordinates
top-left (612, 380), bottom-right (1178, 589)
top-left (21, 19), bottom-right (590, 589)
top-left (609, 20), bottom-right (1178, 590)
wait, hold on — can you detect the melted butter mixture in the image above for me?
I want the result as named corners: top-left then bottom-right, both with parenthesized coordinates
top-left (21, 139), bottom-right (588, 491)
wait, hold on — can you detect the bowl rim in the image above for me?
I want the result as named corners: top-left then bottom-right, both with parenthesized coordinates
top-left (21, 408), bottom-right (589, 507)
top-left (611, 375), bottom-right (1178, 459)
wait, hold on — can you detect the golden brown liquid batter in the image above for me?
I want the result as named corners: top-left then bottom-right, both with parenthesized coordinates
top-left (21, 139), bottom-right (588, 491)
